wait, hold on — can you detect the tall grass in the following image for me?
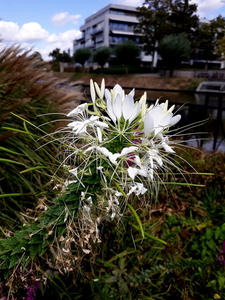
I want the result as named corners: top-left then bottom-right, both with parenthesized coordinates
top-left (0, 43), bottom-right (84, 230)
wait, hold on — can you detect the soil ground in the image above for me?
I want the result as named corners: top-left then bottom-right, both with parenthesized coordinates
top-left (53, 72), bottom-right (204, 91)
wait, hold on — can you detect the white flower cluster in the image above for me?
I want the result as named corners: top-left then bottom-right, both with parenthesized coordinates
top-left (66, 79), bottom-right (181, 199)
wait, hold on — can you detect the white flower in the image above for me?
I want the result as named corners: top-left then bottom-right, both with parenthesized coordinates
top-left (127, 148), bottom-right (164, 181)
top-left (127, 155), bottom-right (149, 179)
top-left (94, 79), bottom-right (105, 99)
top-left (85, 146), bottom-right (119, 165)
top-left (158, 134), bottom-right (175, 153)
top-left (144, 100), bottom-right (181, 137)
top-left (128, 183), bottom-right (148, 196)
top-left (105, 84), bottom-right (140, 124)
top-left (139, 91), bottom-right (147, 118)
top-left (90, 79), bottom-right (96, 103)
top-left (67, 103), bottom-right (87, 117)
top-left (84, 145), bottom-right (138, 165)
top-left (67, 115), bottom-right (108, 135)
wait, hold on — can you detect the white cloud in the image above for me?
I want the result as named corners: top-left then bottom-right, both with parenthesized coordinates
top-left (192, 0), bottom-right (225, 18)
top-left (0, 21), bottom-right (19, 41)
top-left (18, 22), bottom-right (49, 42)
top-left (114, 0), bottom-right (142, 6)
top-left (43, 29), bottom-right (81, 59)
top-left (0, 21), bottom-right (48, 43)
top-left (0, 20), bottom-right (81, 61)
top-left (123, 0), bottom-right (143, 5)
top-left (52, 12), bottom-right (81, 27)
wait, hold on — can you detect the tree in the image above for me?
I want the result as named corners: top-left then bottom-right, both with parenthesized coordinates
top-left (73, 48), bottom-right (91, 73)
top-left (194, 15), bottom-right (225, 69)
top-left (49, 48), bottom-right (72, 71)
top-left (93, 47), bottom-right (111, 74)
top-left (216, 36), bottom-right (225, 60)
top-left (193, 24), bottom-right (216, 70)
top-left (135, 0), bottom-right (171, 71)
top-left (49, 48), bottom-right (72, 63)
top-left (158, 34), bottom-right (191, 76)
top-left (169, 0), bottom-right (199, 38)
top-left (135, 0), bottom-right (199, 71)
top-left (60, 51), bottom-right (72, 63)
top-left (114, 40), bottom-right (140, 75)
top-left (49, 48), bottom-right (61, 61)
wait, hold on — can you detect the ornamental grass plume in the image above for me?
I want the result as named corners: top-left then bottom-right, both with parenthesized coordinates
top-left (0, 42), bottom-right (84, 229)
top-left (0, 79), bottom-right (208, 299)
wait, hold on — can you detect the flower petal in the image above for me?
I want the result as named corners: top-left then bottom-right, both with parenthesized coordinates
top-left (144, 113), bottom-right (154, 136)
top-left (67, 103), bottom-right (87, 117)
top-left (129, 101), bottom-right (140, 123)
top-left (112, 93), bottom-right (122, 119)
top-left (120, 146), bottom-right (138, 156)
top-left (90, 79), bottom-right (96, 103)
top-left (113, 84), bottom-right (124, 100)
top-left (106, 98), bottom-right (116, 123)
top-left (123, 94), bottom-right (134, 120)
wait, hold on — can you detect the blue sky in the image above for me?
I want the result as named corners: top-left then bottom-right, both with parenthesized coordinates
top-left (1, 0), bottom-right (225, 60)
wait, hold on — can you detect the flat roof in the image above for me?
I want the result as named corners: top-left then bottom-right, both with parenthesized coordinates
top-left (85, 3), bottom-right (137, 23)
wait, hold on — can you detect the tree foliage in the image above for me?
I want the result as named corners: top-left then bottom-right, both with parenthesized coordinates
top-left (93, 47), bottom-right (111, 74)
top-left (136, 0), bottom-right (170, 70)
top-left (73, 48), bottom-right (91, 73)
top-left (168, 0), bottom-right (199, 37)
top-left (194, 15), bottom-right (225, 69)
top-left (158, 34), bottom-right (191, 76)
top-left (136, 0), bottom-right (199, 70)
top-left (114, 40), bottom-right (140, 75)
top-left (49, 48), bottom-right (72, 63)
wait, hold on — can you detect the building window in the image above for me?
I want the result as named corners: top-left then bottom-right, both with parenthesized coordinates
top-left (92, 21), bottom-right (104, 34)
top-left (109, 35), bottom-right (141, 44)
top-left (109, 21), bottom-right (134, 32)
top-left (109, 9), bottom-right (137, 17)
top-left (87, 27), bottom-right (92, 35)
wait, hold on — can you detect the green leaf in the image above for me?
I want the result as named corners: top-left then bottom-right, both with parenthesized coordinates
top-left (206, 240), bottom-right (215, 250)
top-left (0, 158), bottom-right (24, 165)
top-left (0, 193), bottom-right (24, 199)
top-left (0, 146), bottom-right (25, 156)
top-left (2, 127), bottom-right (38, 137)
top-left (28, 235), bottom-right (44, 244)
top-left (131, 223), bottom-right (167, 245)
top-left (127, 203), bottom-right (145, 239)
top-left (215, 227), bottom-right (221, 240)
top-left (106, 276), bottom-right (118, 283)
top-left (9, 255), bottom-right (20, 269)
top-left (206, 279), bottom-right (216, 288)
top-left (205, 228), bottom-right (213, 240)
top-left (29, 244), bottom-right (40, 259)
top-left (20, 166), bottom-right (48, 173)
top-left (218, 276), bottom-right (225, 290)
top-left (160, 182), bottom-right (205, 187)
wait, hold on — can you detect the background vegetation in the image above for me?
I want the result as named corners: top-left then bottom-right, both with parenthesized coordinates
top-left (33, 148), bottom-right (225, 300)
top-left (0, 42), bottom-right (225, 299)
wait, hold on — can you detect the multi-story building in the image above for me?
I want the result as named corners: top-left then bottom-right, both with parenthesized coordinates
top-left (73, 4), bottom-right (154, 66)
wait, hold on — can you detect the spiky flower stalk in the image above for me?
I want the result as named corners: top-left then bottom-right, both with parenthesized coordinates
top-left (0, 79), bottom-right (187, 297)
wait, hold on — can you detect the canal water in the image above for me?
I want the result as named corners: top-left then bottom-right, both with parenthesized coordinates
top-left (145, 90), bottom-right (225, 152)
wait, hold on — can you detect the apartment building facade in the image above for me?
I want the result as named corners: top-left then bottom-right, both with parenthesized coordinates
top-left (73, 4), bottom-right (155, 66)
